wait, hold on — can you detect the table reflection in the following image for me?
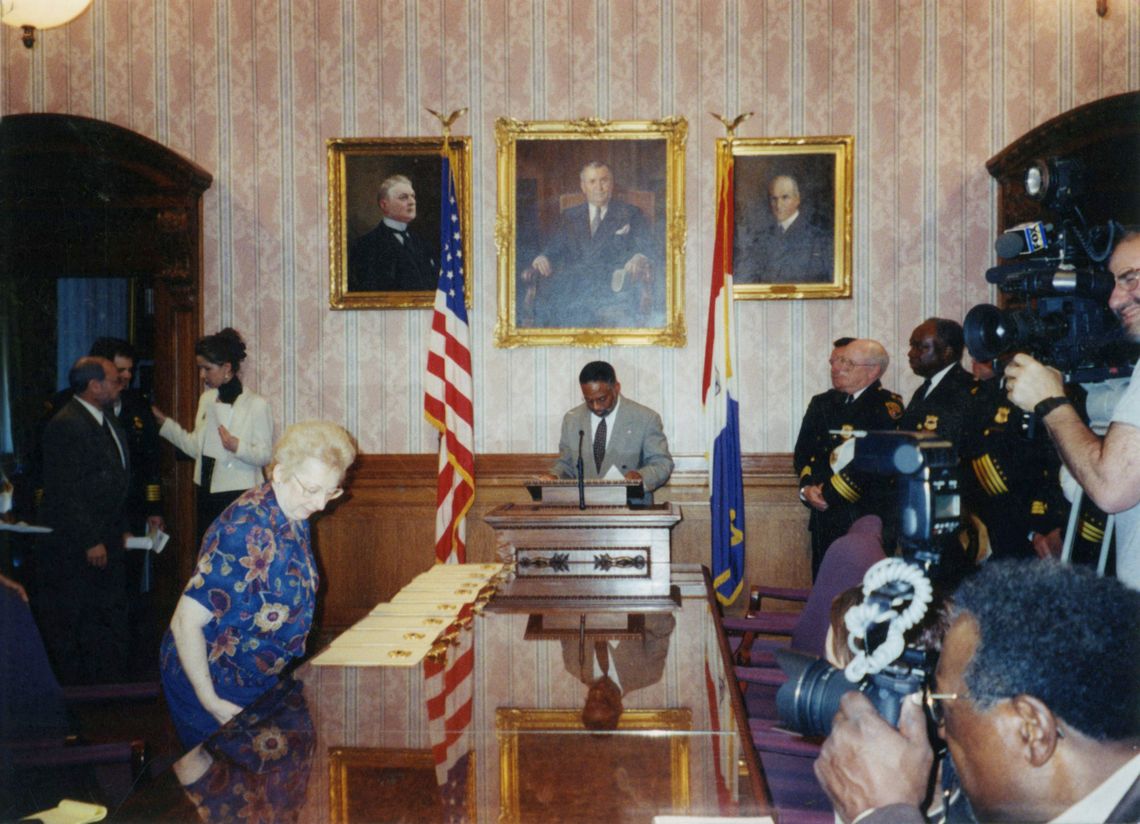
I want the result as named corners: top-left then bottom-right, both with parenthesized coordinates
top-left (119, 566), bottom-right (764, 823)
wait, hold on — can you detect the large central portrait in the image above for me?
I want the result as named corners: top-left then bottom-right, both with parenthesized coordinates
top-left (494, 117), bottom-right (687, 348)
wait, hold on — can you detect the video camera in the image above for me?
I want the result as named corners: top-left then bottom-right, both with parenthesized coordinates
top-left (963, 157), bottom-right (1133, 383)
top-left (776, 431), bottom-right (959, 736)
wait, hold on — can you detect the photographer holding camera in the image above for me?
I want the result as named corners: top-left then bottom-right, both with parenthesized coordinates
top-left (1005, 231), bottom-right (1140, 590)
top-left (815, 560), bottom-right (1140, 823)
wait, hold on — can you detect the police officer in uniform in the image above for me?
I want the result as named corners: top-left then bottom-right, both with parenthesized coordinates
top-left (898, 318), bottom-right (977, 444)
top-left (960, 367), bottom-right (1067, 560)
top-left (794, 338), bottom-right (903, 578)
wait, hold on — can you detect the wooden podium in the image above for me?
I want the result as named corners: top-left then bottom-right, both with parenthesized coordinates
top-left (484, 485), bottom-right (682, 612)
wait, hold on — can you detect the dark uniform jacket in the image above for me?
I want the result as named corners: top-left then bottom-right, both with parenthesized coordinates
top-left (959, 378), bottom-right (1067, 559)
top-left (794, 380), bottom-right (904, 522)
top-left (898, 363), bottom-right (977, 446)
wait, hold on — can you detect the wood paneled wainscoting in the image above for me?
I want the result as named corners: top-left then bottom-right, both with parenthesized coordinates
top-left (311, 453), bottom-right (809, 631)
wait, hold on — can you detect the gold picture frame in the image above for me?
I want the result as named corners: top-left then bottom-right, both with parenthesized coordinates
top-left (327, 136), bottom-right (472, 310)
top-left (494, 117), bottom-right (687, 347)
top-left (728, 135), bottom-right (854, 300)
top-left (328, 747), bottom-right (476, 823)
top-left (496, 707), bottom-right (691, 822)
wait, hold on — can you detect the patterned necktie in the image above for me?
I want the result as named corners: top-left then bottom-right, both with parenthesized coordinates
top-left (593, 417), bottom-right (607, 473)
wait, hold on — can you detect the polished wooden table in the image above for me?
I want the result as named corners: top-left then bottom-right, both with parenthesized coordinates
top-left (115, 565), bottom-right (769, 822)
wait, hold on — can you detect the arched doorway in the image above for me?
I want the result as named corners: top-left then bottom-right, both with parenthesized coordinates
top-left (0, 112), bottom-right (211, 625)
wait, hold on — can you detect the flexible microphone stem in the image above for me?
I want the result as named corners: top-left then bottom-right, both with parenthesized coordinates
top-left (577, 429), bottom-right (586, 510)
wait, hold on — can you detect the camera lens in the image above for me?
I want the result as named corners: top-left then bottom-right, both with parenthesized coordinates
top-left (774, 649), bottom-right (868, 738)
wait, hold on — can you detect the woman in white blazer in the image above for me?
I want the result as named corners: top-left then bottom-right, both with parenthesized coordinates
top-left (153, 328), bottom-right (274, 546)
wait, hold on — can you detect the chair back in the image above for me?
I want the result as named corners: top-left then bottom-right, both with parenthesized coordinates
top-left (0, 585), bottom-right (68, 742)
top-left (790, 515), bottom-right (886, 657)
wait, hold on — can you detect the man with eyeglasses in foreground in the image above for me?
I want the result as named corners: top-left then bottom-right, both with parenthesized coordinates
top-left (1004, 231), bottom-right (1140, 590)
top-left (815, 560), bottom-right (1140, 823)
top-left (794, 338), bottom-right (903, 578)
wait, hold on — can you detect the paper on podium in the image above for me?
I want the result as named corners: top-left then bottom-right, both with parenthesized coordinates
top-left (602, 465), bottom-right (626, 481)
top-left (22, 799), bottom-right (107, 823)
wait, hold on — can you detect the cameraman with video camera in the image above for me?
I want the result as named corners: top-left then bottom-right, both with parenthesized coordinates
top-left (815, 559), bottom-right (1140, 823)
top-left (1005, 231), bottom-right (1140, 590)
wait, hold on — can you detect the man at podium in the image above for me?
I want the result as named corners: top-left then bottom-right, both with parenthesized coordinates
top-left (543, 361), bottom-right (673, 505)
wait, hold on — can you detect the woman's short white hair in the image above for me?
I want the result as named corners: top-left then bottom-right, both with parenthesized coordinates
top-left (272, 420), bottom-right (357, 479)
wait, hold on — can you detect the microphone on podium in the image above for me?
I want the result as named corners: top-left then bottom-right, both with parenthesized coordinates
top-left (577, 430), bottom-right (586, 510)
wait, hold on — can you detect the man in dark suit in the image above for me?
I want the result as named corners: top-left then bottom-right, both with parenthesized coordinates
top-left (898, 318), bottom-right (977, 446)
top-left (348, 174), bottom-right (438, 292)
top-left (36, 356), bottom-right (131, 684)
top-left (39, 339), bottom-right (165, 676)
top-left (816, 561), bottom-right (1140, 823)
top-left (522, 161), bottom-right (660, 327)
top-left (736, 173), bottom-right (832, 284)
top-left (545, 361), bottom-right (673, 506)
top-left (794, 338), bottom-right (903, 578)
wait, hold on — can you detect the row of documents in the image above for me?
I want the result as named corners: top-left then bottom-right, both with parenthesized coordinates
top-left (309, 563), bottom-right (503, 667)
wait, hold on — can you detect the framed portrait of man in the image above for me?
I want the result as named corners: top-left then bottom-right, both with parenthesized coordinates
top-left (494, 117), bottom-right (687, 347)
top-left (328, 136), bottom-right (472, 310)
top-left (729, 135), bottom-right (854, 300)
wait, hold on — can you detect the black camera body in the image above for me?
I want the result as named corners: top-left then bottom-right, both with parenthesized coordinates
top-left (964, 158), bottom-right (1134, 382)
top-left (776, 432), bottom-right (958, 737)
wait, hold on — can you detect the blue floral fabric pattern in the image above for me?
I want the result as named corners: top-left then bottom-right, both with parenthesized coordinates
top-left (161, 482), bottom-right (318, 747)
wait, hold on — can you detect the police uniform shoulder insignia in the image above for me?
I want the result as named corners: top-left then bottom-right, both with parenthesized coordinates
top-left (885, 400), bottom-right (903, 420)
top-left (993, 406), bottom-right (1010, 424)
top-left (133, 416), bottom-right (144, 430)
top-left (923, 414), bottom-right (939, 431)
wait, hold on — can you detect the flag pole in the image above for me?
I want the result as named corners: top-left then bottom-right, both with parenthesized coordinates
top-left (423, 106), bottom-right (474, 567)
top-left (704, 111), bottom-right (752, 607)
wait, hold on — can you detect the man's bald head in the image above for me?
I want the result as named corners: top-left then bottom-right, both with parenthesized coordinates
top-left (830, 339), bottom-right (888, 394)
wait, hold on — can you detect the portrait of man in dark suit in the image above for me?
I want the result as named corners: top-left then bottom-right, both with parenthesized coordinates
top-left (348, 173), bottom-right (439, 293)
top-left (731, 148), bottom-right (847, 290)
top-left (517, 153), bottom-right (666, 330)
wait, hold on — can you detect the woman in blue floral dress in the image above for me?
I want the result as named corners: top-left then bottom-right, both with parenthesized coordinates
top-left (161, 420), bottom-right (356, 748)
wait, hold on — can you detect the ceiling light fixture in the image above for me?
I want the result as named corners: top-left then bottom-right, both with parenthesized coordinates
top-left (1, 0), bottom-right (94, 48)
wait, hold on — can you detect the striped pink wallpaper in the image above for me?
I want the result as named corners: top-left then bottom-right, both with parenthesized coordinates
top-left (3, 0), bottom-right (1137, 456)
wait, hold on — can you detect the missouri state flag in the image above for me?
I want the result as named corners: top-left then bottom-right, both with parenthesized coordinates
top-left (701, 145), bottom-right (745, 606)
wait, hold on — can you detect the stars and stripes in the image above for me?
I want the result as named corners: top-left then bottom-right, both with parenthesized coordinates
top-left (423, 603), bottom-right (475, 822)
top-left (702, 145), bottom-right (746, 606)
top-left (424, 150), bottom-right (475, 565)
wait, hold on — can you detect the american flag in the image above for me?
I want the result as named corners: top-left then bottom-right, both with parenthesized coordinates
top-left (424, 149), bottom-right (475, 565)
top-left (423, 603), bottom-right (475, 821)
top-left (702, 143), bottom-right (746, 605)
